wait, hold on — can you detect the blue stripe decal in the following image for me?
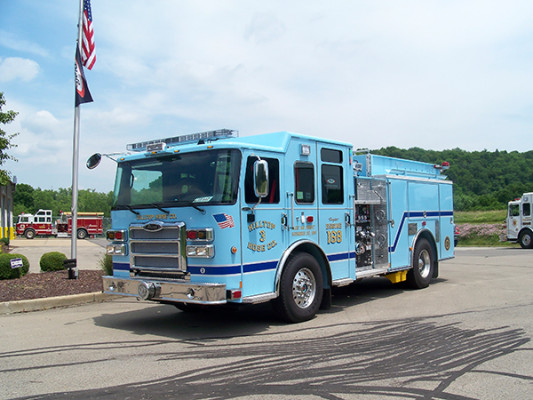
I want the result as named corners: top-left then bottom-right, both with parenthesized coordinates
top-left (113, 263), bottom-right (130, 271)
top-left (327, 252), bottom-right (356, 262)
top-left (188, 265), bottom-right (241, 275)
top-left (189, 260), bottom-right (279, 275)
top-left (389, 210), bottom-right (454, 253)
top-left (244, 260), bottom-right (278, 273)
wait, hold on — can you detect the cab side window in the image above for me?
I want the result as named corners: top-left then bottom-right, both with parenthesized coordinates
top-left (523, 203), bottom-right (531, 217)
top-left (244, 157), bottom-right (280, 204)
top-left (294, 162), bottom-right (314, 204)
top-left (321, 149), bottom-right (344, 204)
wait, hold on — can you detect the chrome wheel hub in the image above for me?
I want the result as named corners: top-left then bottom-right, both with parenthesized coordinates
top-left (417, 249), bottom-right (431, 279)
top-left (292, 267), bottom-right (316, 309)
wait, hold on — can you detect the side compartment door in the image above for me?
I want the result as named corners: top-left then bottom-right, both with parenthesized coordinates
top-left (317, 144), bottom-right (352, 281)
top-left (439, 182), bottom-right (454, 258)
top-left (387, 179), bottom-right (409, 269)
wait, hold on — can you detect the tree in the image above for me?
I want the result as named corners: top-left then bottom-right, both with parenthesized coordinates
top-left (13, 183), bottom-right (34, 216)
top-left (0, 92), bottom-right (19, 185)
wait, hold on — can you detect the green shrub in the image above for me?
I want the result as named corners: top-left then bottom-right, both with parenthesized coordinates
top-left (40, 252), bottom-right (68, 272)
top-left (0, 253), bottom-right (30, 280)
top-left (0, 237), bottom-right (9, 247)
top-left (99, 253), bottom-right (113, 275)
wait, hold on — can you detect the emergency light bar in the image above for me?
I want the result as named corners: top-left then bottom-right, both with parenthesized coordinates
top-left (127, 129), bottom-right (238, 152)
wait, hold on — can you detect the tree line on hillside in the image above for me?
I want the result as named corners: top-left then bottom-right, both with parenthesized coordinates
top-left (373, 147), bottom-right (533, 210)
top-left (14, 183), bottom-right (113, 217)
top-left (12, 148), bottom-right (532, 215)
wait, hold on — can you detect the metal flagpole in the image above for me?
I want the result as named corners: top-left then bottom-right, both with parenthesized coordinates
top-left (69, 0), bottom-right (85, 279)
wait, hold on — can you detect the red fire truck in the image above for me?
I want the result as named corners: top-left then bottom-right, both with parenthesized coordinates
top-left (16, 210), bottom-right (104, 239)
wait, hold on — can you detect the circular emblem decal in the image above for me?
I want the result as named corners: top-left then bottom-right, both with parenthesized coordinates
top-left (444, 236), bottom-right (451, 251)
top-left (143, 221), bottom-right (163, 232)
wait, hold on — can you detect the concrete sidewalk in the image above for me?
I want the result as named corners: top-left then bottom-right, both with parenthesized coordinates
top-left (8, 237), bottom-right (106, 273)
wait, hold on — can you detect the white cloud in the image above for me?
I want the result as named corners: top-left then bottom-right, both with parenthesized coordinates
top-left (0, 29), bottom-right (49, 58)
top-left (0, 57), bottom-right (40, 83)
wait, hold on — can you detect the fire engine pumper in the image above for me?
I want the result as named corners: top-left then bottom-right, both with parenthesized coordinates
top-left (88, 129), bottom-right (454, 322)
top-left (502, 192), bottom-right (533, 249)
top-left (16, 210), bottom-right (103, 239)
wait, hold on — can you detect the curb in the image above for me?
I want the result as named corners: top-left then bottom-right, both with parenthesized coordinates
top-left (0, 292), bottom-right (113, 315)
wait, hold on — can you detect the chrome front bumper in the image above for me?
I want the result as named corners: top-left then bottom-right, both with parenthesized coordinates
top-left (103, 276), bottom-right (227, 304)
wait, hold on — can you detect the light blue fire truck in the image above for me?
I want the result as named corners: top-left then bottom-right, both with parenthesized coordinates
top-left (89, 129), bottom-right (454, 322)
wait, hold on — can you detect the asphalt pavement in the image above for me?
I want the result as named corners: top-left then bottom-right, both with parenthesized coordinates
top-left (1, 247), bottom-right (532, 399)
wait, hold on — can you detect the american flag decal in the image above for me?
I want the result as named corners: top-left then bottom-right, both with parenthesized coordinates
top-left (213, 213), bottom-right (235, 229)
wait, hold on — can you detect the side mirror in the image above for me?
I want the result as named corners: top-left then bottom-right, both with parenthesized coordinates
top-left (86, 153), bottom-right (102, 169)
top-left (254, 159), bottom-right (269, 198)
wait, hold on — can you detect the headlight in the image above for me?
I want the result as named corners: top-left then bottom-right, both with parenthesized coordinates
top-left (186, 245), bottom-right (214, 258)
top-left (106, 244), bottom-right (127, 255)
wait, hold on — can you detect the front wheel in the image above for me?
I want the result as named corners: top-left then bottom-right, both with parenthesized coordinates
top-left (273, 253), bottom-right (323, 323)
top-left (519, 230), bottom-right (533, 249)
top-left (77, 229), bottom-right (88, 240)
top-left (25, 229), bottom-right (36, 239)
top-left (407, 238), bottom-right (434, 289)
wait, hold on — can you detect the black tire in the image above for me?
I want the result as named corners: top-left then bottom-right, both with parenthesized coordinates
top-left (77, 229), bottom-right (88, 240)
top-left (519, 230), bottom-right (533, 249)
top-left (273, 253), bottom-right (323, 323)
top-left (407, 238), bottom-right (434, 289)
top-left (25, 229), bottom-right (35, 239)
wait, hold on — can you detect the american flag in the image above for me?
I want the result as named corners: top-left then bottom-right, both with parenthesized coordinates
top-left (81, 0), bottom-right (96, 70)
top-left (213, 213), bottom-right (235, 229)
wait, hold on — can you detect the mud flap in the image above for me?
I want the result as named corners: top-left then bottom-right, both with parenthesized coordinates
top-left (320, 288), bottom-right (332, 310)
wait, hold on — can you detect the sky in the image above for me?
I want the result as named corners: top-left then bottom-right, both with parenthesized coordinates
top-left (1, 0), bottom-right (533, 193)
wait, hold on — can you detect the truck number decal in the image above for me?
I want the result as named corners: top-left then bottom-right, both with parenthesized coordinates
top-left (326, 223), bottom-right (342, 244)
top-left (327, 230), bottom-right (342, 244)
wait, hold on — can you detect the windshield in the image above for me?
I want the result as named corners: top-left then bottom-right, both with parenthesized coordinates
top-left (17, 215), bottom-right (30, 223)
top-left (112, 149), bottom-right (241, 208)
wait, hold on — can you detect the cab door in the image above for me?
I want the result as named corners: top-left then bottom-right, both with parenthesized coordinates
top-left (317, 144), bottom-right (352, 281)
top-left (507, 202), bottom-right (521, 240)
top-left (240, 153), bottom-right (286, 298)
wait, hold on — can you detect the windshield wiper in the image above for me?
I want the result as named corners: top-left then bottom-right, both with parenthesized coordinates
top-left (125, 206), bottom-right (140, 215)
top-left (190, 204), bottom-right (205, 214)
top-left (172, 200), bottom-right (205, 214)
top-left (151, 204), bottom-right (170, 215)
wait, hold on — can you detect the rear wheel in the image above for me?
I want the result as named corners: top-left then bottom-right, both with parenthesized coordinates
top-left (519, 230), bottom-right (533, 249)
top-left (273, 253), bottom-right (323, 323)
top-left (407, 238), bottom-right (434, 289)
top-left (24, 229), bottom-right (35, 239)
top-left (77, 229), bottom-right (88, 239)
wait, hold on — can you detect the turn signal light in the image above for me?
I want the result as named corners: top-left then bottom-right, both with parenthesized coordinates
top-left (106, 230), bottom-right (127, 242)
top-left (186, 228), bottom-right (213, 241)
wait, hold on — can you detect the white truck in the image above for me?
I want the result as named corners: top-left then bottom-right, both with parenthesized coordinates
top-left (504, 192), bottom-right (533, 249)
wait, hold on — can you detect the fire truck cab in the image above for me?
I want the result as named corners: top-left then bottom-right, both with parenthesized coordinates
top-left (16, 210), bottom-right (54, 239)
top-left (96, 130), bottom-right (454, 322)
top-left (504, 192), bottom-right (533, 249)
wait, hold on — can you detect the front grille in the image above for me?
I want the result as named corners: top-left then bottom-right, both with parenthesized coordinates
top-left (129, 222), bottom-right (187, 277)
